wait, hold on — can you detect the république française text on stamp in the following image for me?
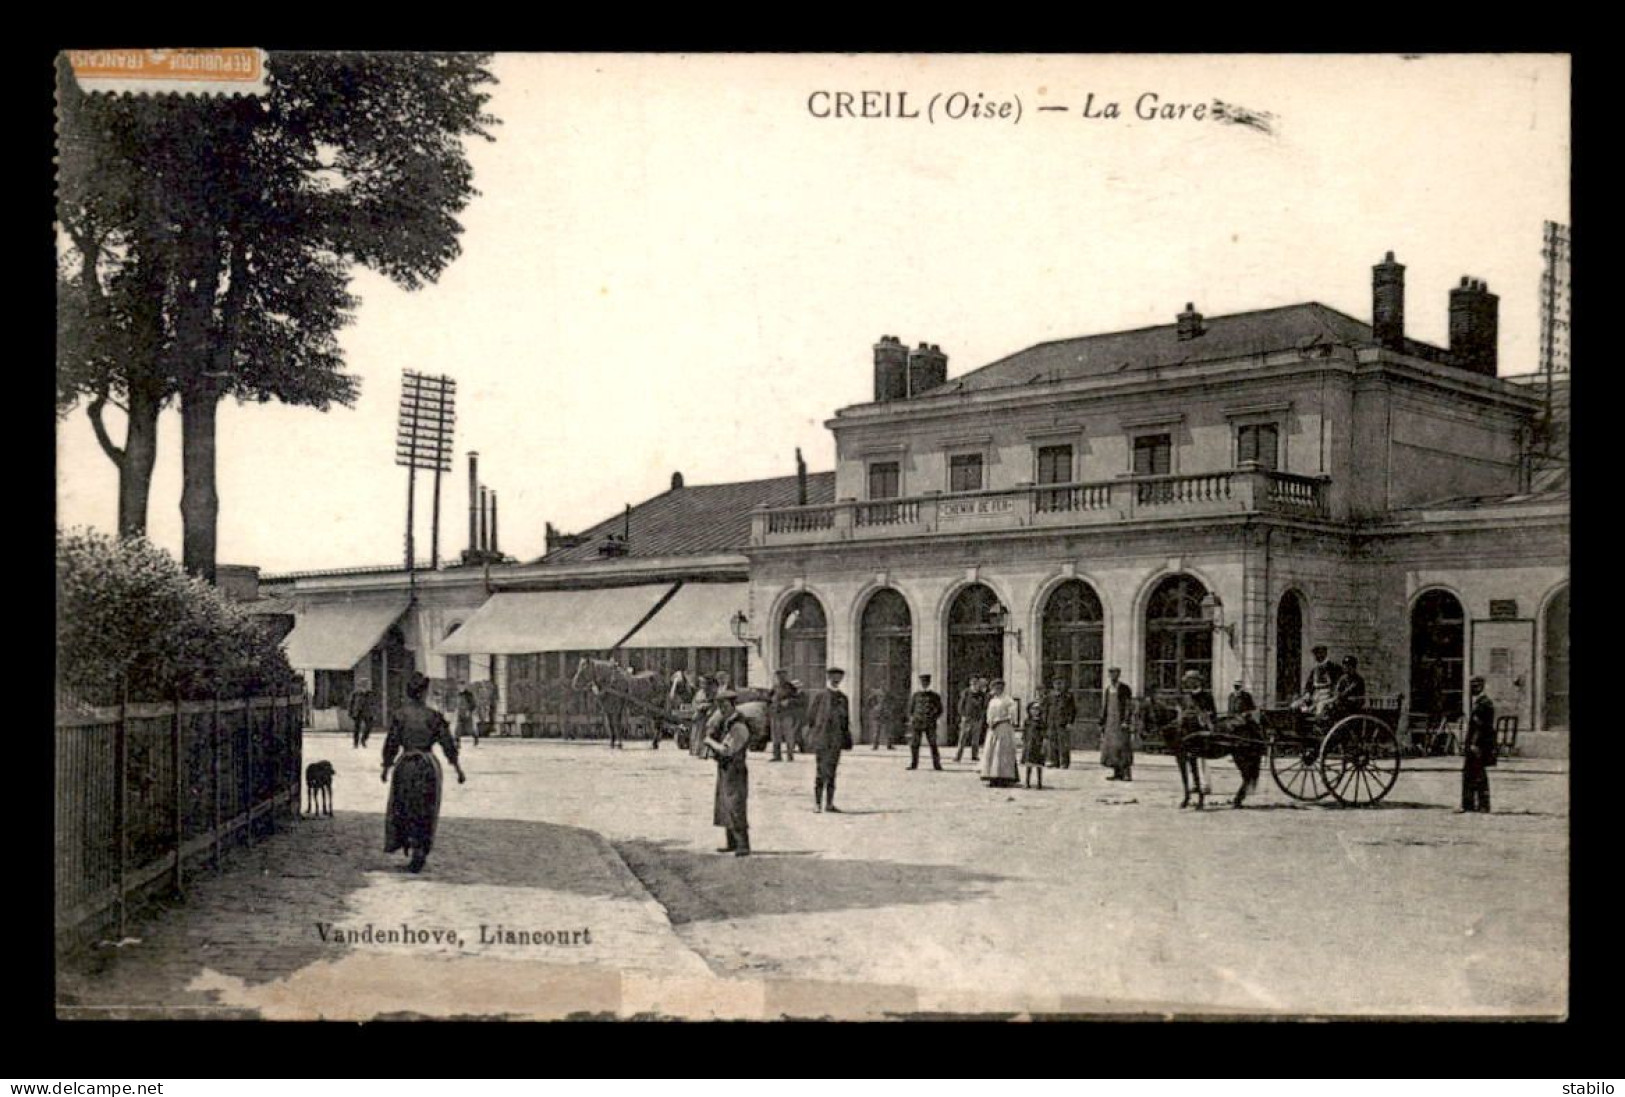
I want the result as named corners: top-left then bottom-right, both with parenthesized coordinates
top-left (65, 48), bottom-right (268, 96)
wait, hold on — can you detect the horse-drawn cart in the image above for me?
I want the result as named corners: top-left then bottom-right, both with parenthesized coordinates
top-left (1258, 695), bottom-right (1406, 806)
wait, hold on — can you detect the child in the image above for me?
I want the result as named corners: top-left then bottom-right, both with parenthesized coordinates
top-left (1022, 698), bottom-right (1048, 789)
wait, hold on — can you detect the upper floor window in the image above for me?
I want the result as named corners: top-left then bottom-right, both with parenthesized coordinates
top-left (949, 453), bottom-right (984, 493)
top-left (1237, 423), bottom-right (1280, 470)
top-left (868, 461), bottom-right (901, 500)
top-left (1037, 444), bottom-right (1074, 485)
top-left (1133, 434), bottom-right (1172, 476)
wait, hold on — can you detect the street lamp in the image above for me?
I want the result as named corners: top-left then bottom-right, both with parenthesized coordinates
top-left (729, 610), bottom-right (762, 655)
top-left (1200, 592), bottom-right (1236, 646)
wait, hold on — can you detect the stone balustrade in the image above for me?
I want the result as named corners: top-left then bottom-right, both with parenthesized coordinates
top-left (751, 468), bottom-right (1330, 546)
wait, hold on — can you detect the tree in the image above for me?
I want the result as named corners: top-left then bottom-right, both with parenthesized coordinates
top-left (55, 53), bottom-right (498, 577)
top-left (56, 527), bottom-right (300, 705)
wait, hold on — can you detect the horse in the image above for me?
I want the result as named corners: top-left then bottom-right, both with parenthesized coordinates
top-left (572, 656), bottom-right (668, 749)
top-left (1148, 704), bottom-right (1267, 810)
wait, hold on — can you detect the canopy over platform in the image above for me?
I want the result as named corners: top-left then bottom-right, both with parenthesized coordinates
top-left (281, 600), bottom-right (409, 671)
top-left (436, 582), bottom-right (747, 655)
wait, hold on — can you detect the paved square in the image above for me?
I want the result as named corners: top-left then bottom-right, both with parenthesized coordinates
top-left (57, 734), bottom-right (1567, 1019)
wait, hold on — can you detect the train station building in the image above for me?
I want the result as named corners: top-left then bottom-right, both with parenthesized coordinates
top-left (252, 253), bottom-right (1568, 757)
top-left (740, 254), bottom-right (1569, 756)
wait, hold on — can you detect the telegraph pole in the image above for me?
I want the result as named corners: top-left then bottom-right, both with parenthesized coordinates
top-left (396, 371), bottom-right (458, 591)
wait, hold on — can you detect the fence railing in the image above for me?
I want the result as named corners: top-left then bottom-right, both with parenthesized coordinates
top-left (55, 692), bottom-right (304, 954)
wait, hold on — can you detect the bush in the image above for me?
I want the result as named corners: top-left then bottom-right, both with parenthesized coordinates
top-left (56, 528), bottom-right (300, 705)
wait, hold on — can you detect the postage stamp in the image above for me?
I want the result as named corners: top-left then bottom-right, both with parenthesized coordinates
top-left (64, 48), bottom-right (268, 96)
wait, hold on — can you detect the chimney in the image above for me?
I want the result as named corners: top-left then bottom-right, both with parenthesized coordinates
top-left (907, 342), bottom-right (948, 396)
top-left (1373, 251), bottom-right (1405, 350)
top-left (467, 451), bottom-right (479, 558)
top-left (796, 447), bottom-right (808, 505)
top-left (873, 335), bottom-right (909, 402)
top-left (671, 471), bottom-right (684, 490)
top-left (490, 491), bottom-right (499, 556)
top-left (624, 503), bottom-right (632, 542)
top-left (1449, 276), bottom-right (1500, 376)
top-left (1177, 303), bottom-right (1205, 341)
top-left (479, 486), bottom-right (489, 553)
top-left (546, 521), bottom-right (558, 553)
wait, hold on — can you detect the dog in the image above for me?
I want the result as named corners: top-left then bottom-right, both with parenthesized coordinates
top-left (304, 760), bottom-right (335, 817)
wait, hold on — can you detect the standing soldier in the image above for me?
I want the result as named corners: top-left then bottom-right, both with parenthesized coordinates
top-left (769, 668), bottom-right (800, 762)
top-left (1044, 677), bottom-right (1078, 769)
top-left (955, 676), bottom-right (988, 764)
top-left (704, 690), bottom-right (753, 855)
top-left (1099, 668), bottom-right (1135, 781)
top-left (906, 673), bottom-right (945, 771)
top-left (805, 667), bottom-right (852, 812)
top-left (1458, 676), bottom-right (1498, 813)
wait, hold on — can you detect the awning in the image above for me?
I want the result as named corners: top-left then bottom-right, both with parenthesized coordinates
top-left (436, 582), bottom-right (747, 655)
top-left (281, 600), bottom-right (409, 671)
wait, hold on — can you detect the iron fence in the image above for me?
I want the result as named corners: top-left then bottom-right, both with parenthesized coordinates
top-left (54, 691), bottom-right (303, 955)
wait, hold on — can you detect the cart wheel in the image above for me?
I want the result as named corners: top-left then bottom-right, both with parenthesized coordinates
top-left (1269, 740), bottom-right (1334, 801)
top-left (1320, 716), bottom-right (1402, 806)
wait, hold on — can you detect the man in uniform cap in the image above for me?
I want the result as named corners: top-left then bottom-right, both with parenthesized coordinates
top-left (805, 667), bottom-right (852, 812)
top-left (906, 673), bottom-right (945, 771)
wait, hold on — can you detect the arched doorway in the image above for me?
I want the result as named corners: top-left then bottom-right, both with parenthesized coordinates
top-left (1145, 575), bottom-right (1213, 692)
top-left (1410, 590), bottom-right (1466, 721)
top-left (778, 593), bottom-right (827, 694)
top-left (1275, 591), bottom-right (1306, 704)
top-left (859, 589), bottom-right (912, 746)
top-left (947, 584), bottom-right (1006, 731)
top-left (1542, 585), bottom-right (1569, 730)
top-left (1041, 580), bottom-right (1105, 748)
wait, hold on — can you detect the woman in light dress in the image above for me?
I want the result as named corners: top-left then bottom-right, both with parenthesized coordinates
top-left (980, 678), bottom-right (1021, 788)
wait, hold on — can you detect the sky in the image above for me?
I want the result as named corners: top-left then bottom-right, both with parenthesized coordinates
top-left (55, 53), bottom-right (1570, 575)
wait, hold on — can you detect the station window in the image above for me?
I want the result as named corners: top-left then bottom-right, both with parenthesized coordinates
top-left (868, 461), bottom-right (901, 500)
top-left (949, 453), bottom-right (984, 492)
top-left (1132, 434), bottom-right (1172, 476)
top-left (1237, 422), bottom-right (1280, 470)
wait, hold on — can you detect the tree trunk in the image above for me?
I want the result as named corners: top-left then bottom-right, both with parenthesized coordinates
top-left (180, 387), bottom-right (219, 583)
top-left (119, 384), bottom-right (162, 539)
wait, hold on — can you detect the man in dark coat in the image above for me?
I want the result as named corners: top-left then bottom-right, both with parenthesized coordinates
top-left (348, 687), bottom-right (376, 749)
top-left (769, 668), bottom-right (801, 762)
top-left (805, 667), bottom-right (852, 812)
top-left (1044, 678), bottom-right (1078, 769)
top-left (1227, 680), bottom-right (1258, 725)
top-left (1458, 675), bottom-right (1498, 813)
top-left (705, 691), bottom-right (753, 854)
top-left (1099, 668), bottom-right (1135, 780)
top-left (906, 673), bottom-right (945, 771)
top-left (955, 676), bottom-right (988, 763)
top-left (1332, 655), bottom-right (1367, 720)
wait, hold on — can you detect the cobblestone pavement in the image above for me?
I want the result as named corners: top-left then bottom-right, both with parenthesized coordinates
top-left (57, 732), bottom-right (1567, 1019)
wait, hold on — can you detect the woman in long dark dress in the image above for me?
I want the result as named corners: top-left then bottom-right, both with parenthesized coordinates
top-left (382, 672), bottom-right (467, 873)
